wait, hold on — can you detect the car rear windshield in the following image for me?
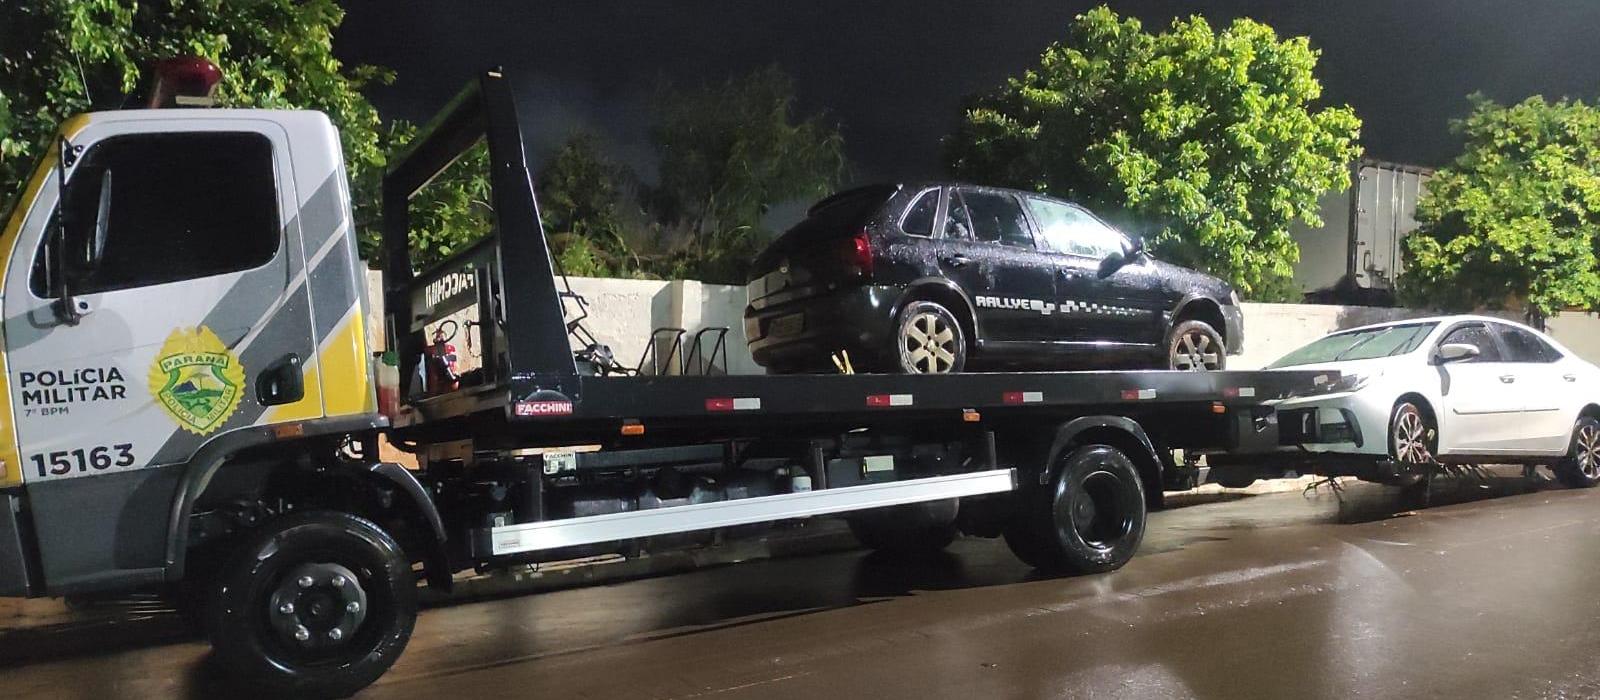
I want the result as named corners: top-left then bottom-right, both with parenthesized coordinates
top-left (1268, 322), bottom-right (1438, 368)
top-left (753, 186), bottom-right (896, 268)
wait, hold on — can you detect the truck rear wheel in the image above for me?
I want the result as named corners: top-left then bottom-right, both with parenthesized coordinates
top-left (207, 510), bottom-right (417, 699)
top-left (847, 500), bottom-right (959, 556)
top-left (1004, 444), bottom-right (1147, 574)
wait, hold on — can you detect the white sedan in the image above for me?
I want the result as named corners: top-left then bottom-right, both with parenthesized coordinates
top-left (1263, 315), bottom-right (1600, 487)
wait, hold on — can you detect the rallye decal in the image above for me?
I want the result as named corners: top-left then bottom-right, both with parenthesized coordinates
top-left (149, 326), bottom-right (247, 435)
top-left (974, 295), bottom-right (1141, 319)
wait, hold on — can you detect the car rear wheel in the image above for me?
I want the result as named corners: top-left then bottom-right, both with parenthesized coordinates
top-left (1167, 320), bottom-right (1225, 371)
top-left (895, 301), bottom-right (966, 374)
top-left (1555, 416), bottom-right (1600, 489)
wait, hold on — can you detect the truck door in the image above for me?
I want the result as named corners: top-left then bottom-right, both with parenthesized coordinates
top-left (1, 119), bottom-right (322, 588)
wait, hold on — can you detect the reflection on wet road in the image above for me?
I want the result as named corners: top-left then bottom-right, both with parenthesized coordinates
top-left (6, 472), bottom-right (1600, 699)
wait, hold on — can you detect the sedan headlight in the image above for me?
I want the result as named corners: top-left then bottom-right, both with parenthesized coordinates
top-left (1289, 372), bottom-right (1375, 398)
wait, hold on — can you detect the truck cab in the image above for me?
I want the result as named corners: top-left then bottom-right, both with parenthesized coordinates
top-left (0, 107), bottom-right (378, 596)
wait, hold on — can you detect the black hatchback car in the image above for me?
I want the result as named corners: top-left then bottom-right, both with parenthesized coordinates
top-left (744, 183), bottom-right (1244, 374)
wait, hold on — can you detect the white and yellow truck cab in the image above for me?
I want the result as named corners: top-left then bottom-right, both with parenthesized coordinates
top-left (0, 60), bottom-right (1329, 696)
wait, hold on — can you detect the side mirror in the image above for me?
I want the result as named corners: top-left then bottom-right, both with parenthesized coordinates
top-left (1436, 343), bottom-right (1480, 364)
top-left (84, 169), bottom-right (112, 272)
top-left (1124, 235), bottom-right (1147, 258)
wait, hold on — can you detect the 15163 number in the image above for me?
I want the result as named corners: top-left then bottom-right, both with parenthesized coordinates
top-left (31, 444), bottom-right (136, 477)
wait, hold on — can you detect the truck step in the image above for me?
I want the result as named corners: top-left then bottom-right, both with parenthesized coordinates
top-left (486, 468), bottom-right (1017, 556)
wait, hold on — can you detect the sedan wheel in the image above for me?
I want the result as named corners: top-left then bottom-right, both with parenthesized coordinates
top-left (896, 301), bottom-right (966, 374)
top-left (1392, 405), bottom-right (1433, 464)
top-left (1556, 416), bottom-right (1600, 488)
top-left (1167, 320), bottom-right (1225, 371)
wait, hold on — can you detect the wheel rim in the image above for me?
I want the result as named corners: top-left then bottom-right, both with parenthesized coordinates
top-left (903, 311), bottom-right (957, 373)
top-left (1171, 330), bottom-right (1221, 371)
top-left (1071, 470), bottom-right (1133, 549)
top-left (1577, 424), bottom-right (1600, 479)
top-left (265, 562), bottom-right (371, 661)
top-left (1393, 408), bottom-right (1433, 464)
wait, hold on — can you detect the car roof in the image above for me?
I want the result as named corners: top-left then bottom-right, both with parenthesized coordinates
top-left (1333, 314), bottom-right (1530, 335)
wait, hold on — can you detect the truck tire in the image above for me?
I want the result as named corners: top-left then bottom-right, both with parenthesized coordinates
top-left (207, 510), bottom-right (417, 699)
top-left (1003, 444), bottom-right (1147, 574)
top-left (1555, 416), bottom-right (1600, 489)
top-left (847, 500), bottom-right (959, 556)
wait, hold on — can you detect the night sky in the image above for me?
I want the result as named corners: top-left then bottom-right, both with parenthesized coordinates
top-left (336, 1), bottom-right (1600, 183)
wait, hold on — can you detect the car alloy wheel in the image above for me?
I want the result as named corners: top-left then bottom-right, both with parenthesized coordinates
top-left (1170, 326), bottom-right (1222, 371)
top-left (1578, 423), bottom-right (1600, 480)
top-left (903, 310), bottom-right (958, 373)
top-left (1392, 405), bottom-right (1433, 464)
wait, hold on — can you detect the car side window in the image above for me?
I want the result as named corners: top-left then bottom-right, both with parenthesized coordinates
top-left (1025, 197), bottom-right (1125, 259)
top-left (962, 190), bottom-right (1034, 249)
top-left (943, 190), bottom-right (974, 240)
top-left (900, 189), bottom-right (938, 237)
top-left (32, 131), bottom-right (280, 297)
top-left (1438, 323), bottom-right (1502, 362)
top-left (1495, 324), bottom-right (1563, 363)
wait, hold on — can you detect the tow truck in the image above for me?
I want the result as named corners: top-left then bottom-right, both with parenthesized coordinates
top-left (0, 61), bottom-right (1333, 696)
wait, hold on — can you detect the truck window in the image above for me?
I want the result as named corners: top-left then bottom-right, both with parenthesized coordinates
top-left (32, 132), bottom-right (280, 297)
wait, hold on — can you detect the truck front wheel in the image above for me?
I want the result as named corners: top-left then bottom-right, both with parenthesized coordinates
top-left (1004, 444), bottom-right (1147, 574)
top-left (207, 510), bottom-right (417, 698)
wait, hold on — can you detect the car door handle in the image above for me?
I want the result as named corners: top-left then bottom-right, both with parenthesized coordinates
top-left (941, 254), bottom-right (971, 268)
top-left (1564, 374), bottom-right (1578, 382)
top-left (1499, 374), bottom-right (1516, 384)
top-left (1059, 268), bottom-right (1085, 280)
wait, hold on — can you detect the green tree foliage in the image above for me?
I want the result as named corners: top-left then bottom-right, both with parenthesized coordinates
top-left (650, 66), bottom-right (847, 283)
top-left (943, 6), bottom-right (1361, 298)
top-left (386, 122), bottom-right (494, 268)
top-left (537, 132), bottom-right (642, 277)
top-left (1401, 95), bottom-right (1600, 323)
top-left (0, 0), bottom-right (389, 241)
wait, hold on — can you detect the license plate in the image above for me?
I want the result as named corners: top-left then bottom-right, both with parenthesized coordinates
top-left (769, 313), bottom-right (804, 337)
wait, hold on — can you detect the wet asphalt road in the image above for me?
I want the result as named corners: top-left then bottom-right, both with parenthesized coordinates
top-left (6, 474), bottom-right (1600, 699)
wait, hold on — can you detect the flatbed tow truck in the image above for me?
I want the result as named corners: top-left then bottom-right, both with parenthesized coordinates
top-left (0, 66), bottom-right (1334, 696)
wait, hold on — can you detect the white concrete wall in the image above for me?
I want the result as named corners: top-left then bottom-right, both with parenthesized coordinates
top-left (368, 273), bottom-right (1600, 374)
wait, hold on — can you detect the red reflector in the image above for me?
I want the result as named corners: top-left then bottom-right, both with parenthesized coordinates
top-left (866, 394), bottom-right (913, 407)
top-left (706, 398), bottom-right (735, 412)
top-left (1223, 387), bottom-right (1239, 398)
top-left (1120, 390), bottom-right (1140, 400)
top-left (1003, 392), bottom-right (1024, 404)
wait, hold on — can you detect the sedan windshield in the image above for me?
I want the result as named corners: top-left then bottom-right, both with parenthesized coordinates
top-left (1268, 322), bottom-right (1438, 368)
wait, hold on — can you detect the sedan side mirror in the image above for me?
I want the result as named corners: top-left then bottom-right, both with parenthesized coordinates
top-left (1436, 343), bottom-right (1480, 364)
top-left (1124, 235), bottom-right (1147, 258)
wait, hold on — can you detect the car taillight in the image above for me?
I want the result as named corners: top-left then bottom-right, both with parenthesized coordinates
top-left (848, 229), bottom-right (874, 277)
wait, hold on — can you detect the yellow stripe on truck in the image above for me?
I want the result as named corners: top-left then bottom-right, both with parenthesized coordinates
top-left (319, 307), bottom-right (374, 416)
top-left (0, 139), bottom-right (74, 486)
